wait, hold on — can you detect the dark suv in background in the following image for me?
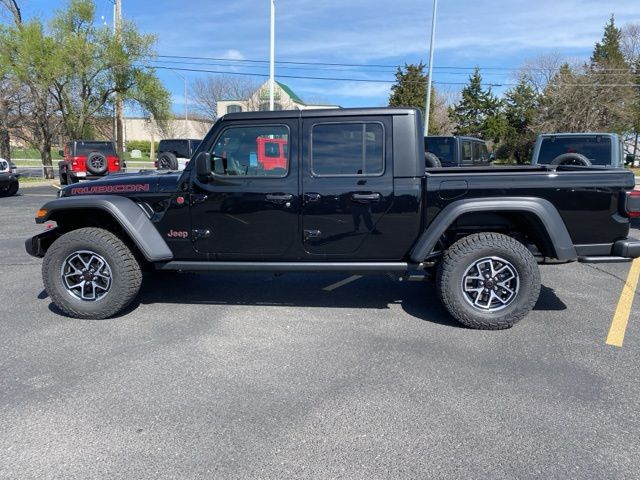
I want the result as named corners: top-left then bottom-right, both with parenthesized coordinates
top-left (424, 136), bottom-right (492, 168)
top-left (156, 139), bottom-right (201, 170)
top-left (530, 133), bottom-right (628, 167)
top-left (58, 141), bottom-right (122, 185)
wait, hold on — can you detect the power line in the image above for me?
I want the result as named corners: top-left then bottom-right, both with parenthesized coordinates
top-left (155, 54), bottom-right (636, 73)
top-left (147, 65), bottom-right (638, 88)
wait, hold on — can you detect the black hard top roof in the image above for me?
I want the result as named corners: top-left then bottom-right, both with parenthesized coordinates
top-left (222, 107), bottom-right (419, 121)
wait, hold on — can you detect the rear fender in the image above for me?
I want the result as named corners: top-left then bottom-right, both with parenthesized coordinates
top-left (410, 197), bottom-right (577, 262)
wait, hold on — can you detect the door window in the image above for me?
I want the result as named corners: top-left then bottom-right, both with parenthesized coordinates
top-left (210, 125), bottom-right (289, 177)
top-left (311, 122), bottom-right (384, 176)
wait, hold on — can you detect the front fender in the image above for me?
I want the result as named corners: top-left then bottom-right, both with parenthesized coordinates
top-left (33, 195), bottom-right (173, 262)
top-left (410, 197), bottom-right (578, 262)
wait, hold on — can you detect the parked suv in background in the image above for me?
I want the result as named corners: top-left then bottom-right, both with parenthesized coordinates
top-left (424, 136), bottom-right (492, 168)
top-left (0, 157), bottom-right (19, 197)
top-left (531, 133), bottom-right (629, 167)
top-left (58, 141), bottom-right (122, 185)
top-left (156, 139), bottom-right (201, 170)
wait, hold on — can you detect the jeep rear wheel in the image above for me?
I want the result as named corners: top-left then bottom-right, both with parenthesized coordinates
top-left (0, 179), bottom-right (18, 197)
top-left (436, 232), bottom-right (541, 330)
top-left (42, 228), bottom-right (142, 319)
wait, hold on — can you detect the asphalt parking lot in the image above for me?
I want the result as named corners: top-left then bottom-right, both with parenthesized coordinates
top-left (1, 185), bottom-right (640, 479)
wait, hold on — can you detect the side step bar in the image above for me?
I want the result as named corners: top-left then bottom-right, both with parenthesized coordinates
top-left (156, 261), bottom-right (421, 273)
top-left (578, 256), bottom-right (632, 264)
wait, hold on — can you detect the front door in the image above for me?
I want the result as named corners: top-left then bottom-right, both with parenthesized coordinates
top-left (190, 120), bottom-right (298, 259)
top-left (301, 117), bottom-right (395, 257)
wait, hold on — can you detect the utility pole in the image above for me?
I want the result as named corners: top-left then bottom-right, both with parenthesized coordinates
top-left (114, 0), bottom-right (124, 157)
top-left (269, 0), bottom-right (275, 111)
top-left (424, 0), bottom-right (438, 136)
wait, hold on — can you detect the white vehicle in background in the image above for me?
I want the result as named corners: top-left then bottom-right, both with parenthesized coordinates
top-left (155, 139), bottom-right (201, 171)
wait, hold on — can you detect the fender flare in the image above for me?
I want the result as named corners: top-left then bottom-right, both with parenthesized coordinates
top-left (409, 197), bottom-right (577, 263)
top-left (35, 195), bottom-right (173, 262)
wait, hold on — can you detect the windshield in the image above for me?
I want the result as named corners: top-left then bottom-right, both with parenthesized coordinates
top-left (536, 136), bottom-right (612, 165)
top-left (425, 137), bottom-right (456, 166)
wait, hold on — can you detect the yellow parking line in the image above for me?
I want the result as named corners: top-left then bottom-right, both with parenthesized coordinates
top-left (606, 258), bottom-right (640, 347)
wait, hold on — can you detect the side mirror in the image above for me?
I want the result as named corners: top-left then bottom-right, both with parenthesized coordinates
top-left (489, 152), bottom-right (496, 161)
top-left (58, 149), bottom-right (64, 157)
top-left (626, 154), bottom-right (635, 165)
top-left (195, 152), bottom-right (212, 180)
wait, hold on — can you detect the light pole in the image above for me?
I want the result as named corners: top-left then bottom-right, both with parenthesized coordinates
top-left (269, 0), bottom-right (275, 111)
top-left (424, 0), bottom-right (438, 136)
top-left (168, 69), bottom-right (188, 122)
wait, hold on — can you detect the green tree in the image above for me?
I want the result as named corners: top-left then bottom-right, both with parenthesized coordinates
top-left (499, 78), bottom-right (538, 162)
top-left (450, 67), bottom-right (505, 141)
top-left (51, 0), bottom-right (170, 140)
top-left (591, 15), bottom-right (627, 68)
top-left (0, 0), bottom-right (170, 177)
top-left (388, 63), bottom-right (440, 132)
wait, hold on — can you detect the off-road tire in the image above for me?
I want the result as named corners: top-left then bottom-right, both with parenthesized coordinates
top-left (425, 152), bottom-right (442, 168)
top-left (158, 152), bottom-right (178, 170)
top-left (436, 232), bottom-right (541, 330)
top-left (42, 227), bottom-right (142, 319)
top-left (86, 151), bottom-right (108, 175)
top-left (0, 180), bottom-right (19, 197)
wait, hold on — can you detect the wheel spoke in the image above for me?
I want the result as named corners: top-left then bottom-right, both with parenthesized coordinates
top-left (61, 250), bottom-right (112, 302)
top-left (461, 256), bottom-right (520, 313)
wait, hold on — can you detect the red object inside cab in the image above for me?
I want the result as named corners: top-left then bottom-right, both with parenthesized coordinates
top-left (256, 137), bottom-right (287, 171)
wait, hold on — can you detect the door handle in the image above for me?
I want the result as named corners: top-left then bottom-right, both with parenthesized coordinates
top-left (266, 193), bottom-right (293, 201)
top-left (304, 192), bottom-right (321, 203)
top-left (351, 192), bottom-right (381, 201)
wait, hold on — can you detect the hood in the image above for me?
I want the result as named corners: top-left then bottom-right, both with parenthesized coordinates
top-left (60, 170), bottom-right (182, 198)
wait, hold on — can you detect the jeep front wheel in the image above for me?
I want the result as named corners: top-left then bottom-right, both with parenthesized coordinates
top-left (42, 227), bottom-right (142, 319)
top-left (436, 232), bottom-right (541, 330)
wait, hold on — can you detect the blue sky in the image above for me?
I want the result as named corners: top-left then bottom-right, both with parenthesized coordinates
top-left (10, 0), bottom-right (640, 114)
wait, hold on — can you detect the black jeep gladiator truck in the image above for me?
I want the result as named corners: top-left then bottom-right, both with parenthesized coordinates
top-left (25, 108), bottom-right (640, 329)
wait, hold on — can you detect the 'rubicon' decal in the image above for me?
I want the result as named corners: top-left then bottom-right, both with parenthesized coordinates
top-left (70, 184), bottom-right (151, 195)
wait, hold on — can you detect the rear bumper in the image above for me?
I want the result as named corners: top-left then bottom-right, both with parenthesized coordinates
top-left (578, 238), bottom-right (640, 263)
top-left (612, 238), bottom-right (640, 258)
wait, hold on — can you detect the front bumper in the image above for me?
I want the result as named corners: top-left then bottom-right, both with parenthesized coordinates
top-left (25, 228), bottom-right (60, 258)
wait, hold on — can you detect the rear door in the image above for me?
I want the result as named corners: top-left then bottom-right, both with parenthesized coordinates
top-left (301, 116), bottom-right (395, 257)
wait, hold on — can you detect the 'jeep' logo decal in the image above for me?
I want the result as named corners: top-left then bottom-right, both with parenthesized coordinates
top-left (167, 229), bottom-right (189, 239)
top-left (70, 184), bottom-right (150, 195)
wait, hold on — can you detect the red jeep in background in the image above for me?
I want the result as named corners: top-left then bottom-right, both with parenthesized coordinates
top-left (58, 141), bottom-right (123, 185)
top-left (256, 137), bottom-right (288, 171)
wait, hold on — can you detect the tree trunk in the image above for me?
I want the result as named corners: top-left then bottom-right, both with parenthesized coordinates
top-left (0, 99), bottom-right (10, 160)
top-left (39, 138), bottom-right (54, 180)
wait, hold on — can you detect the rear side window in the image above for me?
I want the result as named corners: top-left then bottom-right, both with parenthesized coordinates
top-left (461, 141), bottom-right (472, 161)
top-left (311, 122), bottom-right (384, 176)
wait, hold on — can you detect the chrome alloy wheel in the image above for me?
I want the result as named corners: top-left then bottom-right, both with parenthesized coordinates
top-left (61, 250), bottom-right (112, 301)
top-left (461, 256), bottom-right (520, 312)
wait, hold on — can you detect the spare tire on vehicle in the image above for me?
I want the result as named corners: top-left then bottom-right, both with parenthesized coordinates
top-left (425, 152), bottom-right (442, 168)
top-left (158, 152), bottom-right (178, 170)
top-left (86, 152), bottom-right (108, 175)
top-left (549, 153), bottom-right (592, 167)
